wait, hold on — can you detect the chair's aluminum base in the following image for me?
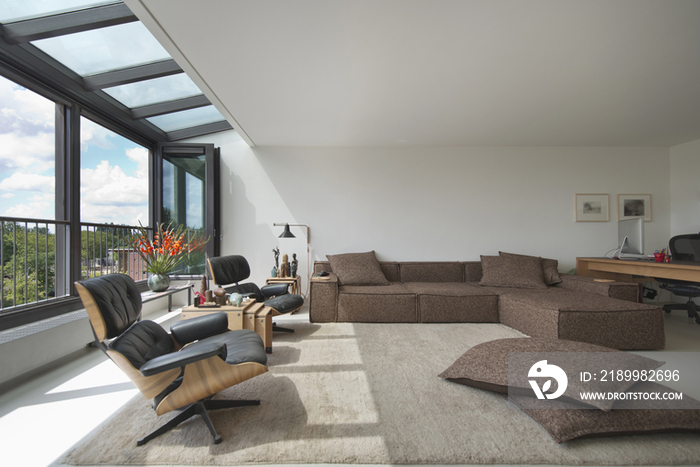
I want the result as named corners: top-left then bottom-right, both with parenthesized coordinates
top-left (137, 399), bottom-right (260, 446)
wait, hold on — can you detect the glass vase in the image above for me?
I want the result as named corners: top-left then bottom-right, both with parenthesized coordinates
top-left (147, 273), bottom-right (170, 292)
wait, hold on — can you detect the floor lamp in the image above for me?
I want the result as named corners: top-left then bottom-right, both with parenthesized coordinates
top-left (274, 223), bottom-right (310, 299)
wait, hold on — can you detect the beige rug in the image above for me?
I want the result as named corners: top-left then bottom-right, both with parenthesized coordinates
top-left (62, 322), bottom-right (700, 465)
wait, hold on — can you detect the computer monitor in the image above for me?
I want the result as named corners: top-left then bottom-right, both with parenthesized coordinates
top-left (616, 217), bottom-right (645, 259)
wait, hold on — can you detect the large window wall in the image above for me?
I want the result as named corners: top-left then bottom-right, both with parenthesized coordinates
top-left (0, 1), bottom-right (224, 330)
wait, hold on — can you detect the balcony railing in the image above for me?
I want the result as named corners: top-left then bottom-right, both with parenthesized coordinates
top-left (1, 217), bottom-right (154, 314)
top-left (80, 222), bottom-right (152, 282)
top-left (2, 216), bottom-right (207, 316)
top-left (1, 217), bottom-right (69, 311)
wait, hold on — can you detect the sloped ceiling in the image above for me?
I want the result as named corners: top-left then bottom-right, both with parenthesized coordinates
top-left (126, 0), bottom-right (700, 147)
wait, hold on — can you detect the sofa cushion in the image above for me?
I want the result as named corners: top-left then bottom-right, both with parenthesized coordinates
top-left (499, 251), bottom-right (562, 286)
top-left (478, 254), bottom-right (548, 289)
top-left (512, 381), bottom-right (700, 443)
top-left (327, 251), bottom-right (390, 286)
top-left (399, 262), bottom-right (463, 282)
top-left (404, 282), bottom-right (499, 323)
top-left (337, 283), bottom-right (416, 322)
top-left (438, 337), bottom-right (664, 411)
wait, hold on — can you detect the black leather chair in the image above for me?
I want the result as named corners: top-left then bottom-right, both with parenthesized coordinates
top-left (75, 274), bottom-right (268, 445)
top-left (208, 255), bottom-right (304, 333)
top-left (658, 233), bottom-right (700, 324)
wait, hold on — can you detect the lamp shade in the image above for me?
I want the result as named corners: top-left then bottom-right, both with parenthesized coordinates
top-left (279, 224), bottom-right (296, 238)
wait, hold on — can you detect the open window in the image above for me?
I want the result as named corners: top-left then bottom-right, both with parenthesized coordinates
top-left (157, 143), bottom-right (220, 276)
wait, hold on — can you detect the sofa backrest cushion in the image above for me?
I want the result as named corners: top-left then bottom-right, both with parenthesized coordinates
top-left (399, 262), bottom-right (463, 282)
top-left (380, 262), bottom-right (400, 282)
top-left (327, 251), bottom-right (390, 286)
top-left (499, 251), bottom-right (562, 285)
top-left (479, 254), bottom-right (548, 289)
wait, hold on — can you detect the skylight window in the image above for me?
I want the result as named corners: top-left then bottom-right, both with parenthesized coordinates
top-left (147, 105), bottom-right (225, 132)
top-left (103, 73), bottom-right (202, 108)
top-left (31, 21), bottom-right (170, 76)
top-left (0, 0), bottom-right (115, 23)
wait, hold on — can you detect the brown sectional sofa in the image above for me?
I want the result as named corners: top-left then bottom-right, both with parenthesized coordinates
top-left (309, 259), bottom-right (665, 350)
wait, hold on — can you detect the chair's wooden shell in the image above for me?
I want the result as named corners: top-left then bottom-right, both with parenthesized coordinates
top-left (75, 281), bottom-right (268, 416)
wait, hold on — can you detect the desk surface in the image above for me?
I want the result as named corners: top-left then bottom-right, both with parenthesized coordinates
top-left (577, 257), bottom-right (700, 282)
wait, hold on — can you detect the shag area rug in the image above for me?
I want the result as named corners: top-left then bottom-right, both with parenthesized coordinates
top-left (62, 322), bottom-right (700, 465)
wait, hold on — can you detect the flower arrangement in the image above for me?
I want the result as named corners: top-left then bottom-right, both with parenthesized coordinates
top-left (133, 222), bottom-right (199, 275)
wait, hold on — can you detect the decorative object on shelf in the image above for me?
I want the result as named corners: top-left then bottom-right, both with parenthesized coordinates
top-left (291, 253), bottom-right (298, 278)
top-left (272, 247), bottom-right (280, 271)
top-left (274, 222), bottom-right (311, 298)
top-left (271, 266), bottom-right (278, 277)
top-left (231, 292), bottom-right (243, 306)
top-left (618, 194), bottom-right (652, 221)
top-left (281, 254), bottom-right (289, 277)
top-left (575, 193), bottom-right (609, 222)
top-left (200, 275), bottom-right (207, 298)
top-left (147, 273), bottom-right (170, 293)
top-left (133, 222), bottom-right (208, 292)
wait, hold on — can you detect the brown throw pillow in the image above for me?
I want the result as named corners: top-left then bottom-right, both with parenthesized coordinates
top-left (512, 381), bottom-right (700, 443)
top-left (326, 251), bottom-right (390, 286)
top-left (438, 337), bottom-right (665, 411)
top-left (499, 251), bottom-right (562, 286)
top-left (478, 254), bottom-right (547, 289)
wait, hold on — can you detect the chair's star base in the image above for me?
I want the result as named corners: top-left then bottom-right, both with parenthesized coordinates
top-left (137, 399), bottom-right (260, 446)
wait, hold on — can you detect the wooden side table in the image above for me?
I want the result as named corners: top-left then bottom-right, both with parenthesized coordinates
top-left (181, 301), bottom-right (273, 353)
top-left (266, 275), bottom-right (302, 295)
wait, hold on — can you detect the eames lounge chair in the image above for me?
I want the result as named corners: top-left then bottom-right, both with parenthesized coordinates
top-left (208, 255), bottom-right (304, 333)
top-left (75, 274), bottom-right (268, 445)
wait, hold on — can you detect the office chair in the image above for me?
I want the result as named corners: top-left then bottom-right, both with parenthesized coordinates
top-left (75, 274), bottom-right (268, 445)
top-left (657, 233), bottom-right (700, 324)
top-left (208, 255), bottom-right (304, 333)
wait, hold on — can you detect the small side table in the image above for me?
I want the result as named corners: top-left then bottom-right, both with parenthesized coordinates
top-left (266, 275), bottom-right (301, 295)
top-left (181, 301), bottom-right (273, 353)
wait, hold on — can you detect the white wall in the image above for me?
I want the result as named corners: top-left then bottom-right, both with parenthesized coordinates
top-left (670, 138), bottom-right (700, 235)
top-left (188, 130), bottom-right (671, 285)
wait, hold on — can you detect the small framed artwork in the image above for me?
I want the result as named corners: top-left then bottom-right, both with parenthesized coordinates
top-left (575, 194), bottom-right (609, 222)
top-left (618, 194), bottom-right (651, 221)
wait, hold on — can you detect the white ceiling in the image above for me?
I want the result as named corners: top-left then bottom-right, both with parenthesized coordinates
top-left (126, 0), bottom-right (700, 148)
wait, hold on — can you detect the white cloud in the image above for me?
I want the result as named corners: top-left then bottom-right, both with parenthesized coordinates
top-left (80, 118), bottom-right (115, 151)
top-left (0, 172), bottom-right (55, 193)
top-left (2, 193), bottom-right (54, 219)
top-left (1, 193), bottom-right (15, 198)
top-left (80, 156), bottom-right (149, 225)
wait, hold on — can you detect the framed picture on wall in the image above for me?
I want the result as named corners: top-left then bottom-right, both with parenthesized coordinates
top-left (618, 194), bottom-right (652, 221)
top-left (575, 194), bottom-right (609, 222)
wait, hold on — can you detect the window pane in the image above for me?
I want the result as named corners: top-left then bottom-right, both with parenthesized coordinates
top-left (162, 154), bottom-right (206, 274)
top-left (80, 117), bottom-right (149, 225)
top-left (32, 22), bottom-right (170, 76)
top-left (0, 74), bottom-right (60, 309)
top-left (0, 74), bottom-right (56, 220)
top-left (0, 0), bottom-right (114, 23)
top-left (103, 73), bottom-right (202, 108)
top-left (147, 105), bottom-right (224, 132)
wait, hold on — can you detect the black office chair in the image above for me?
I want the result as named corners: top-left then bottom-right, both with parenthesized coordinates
top-left (75, 274), bottom-right (268, 445)
top-left (657, 233), bottom-right (700, 324)
top-left (208, 255), bottom-right (304, 333)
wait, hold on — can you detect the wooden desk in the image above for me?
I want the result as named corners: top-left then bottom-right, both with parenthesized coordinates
top-left (576, 257), bottom-right (700, 283)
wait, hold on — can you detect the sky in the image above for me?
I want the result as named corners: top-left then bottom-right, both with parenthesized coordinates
top-left (0, 74), bottom-right (149, 226)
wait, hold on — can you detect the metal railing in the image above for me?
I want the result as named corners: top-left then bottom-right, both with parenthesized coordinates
top-left (80, 222), bottom-right (151, 282)
top-left (2, 216), bottom-right (207, 314)
top-left (1, 216), bottom-right (69, 310)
